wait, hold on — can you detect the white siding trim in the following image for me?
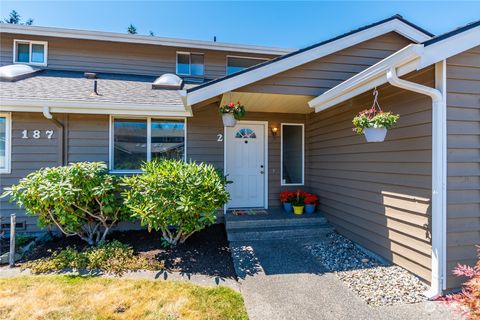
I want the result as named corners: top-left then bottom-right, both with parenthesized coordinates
top-left (0, 112), bottom-right (12, 174)
top-left (280, 123), bottom-right (305, 186)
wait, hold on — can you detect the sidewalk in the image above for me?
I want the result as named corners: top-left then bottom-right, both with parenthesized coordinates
top-left (230, 237), bottom-right (457, 320)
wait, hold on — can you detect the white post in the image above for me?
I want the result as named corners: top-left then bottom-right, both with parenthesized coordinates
top-left (9, 214), bottom-right (16, 268)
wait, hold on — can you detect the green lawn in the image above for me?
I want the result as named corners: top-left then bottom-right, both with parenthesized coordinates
top-left (0, 275), bottom-right (248, 320)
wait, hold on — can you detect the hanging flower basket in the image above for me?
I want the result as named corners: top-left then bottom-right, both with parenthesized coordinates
top-left (222, 113), bottom-right (237, 127)
top-left (363, 128), bottom-right (387, 142)
top-left (219, 102), bottom-right (246, 127)
top-left (352, 88), bottom-right (399, 143)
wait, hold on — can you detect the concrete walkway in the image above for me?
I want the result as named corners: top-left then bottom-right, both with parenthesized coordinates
top-left (230, 236), bottom-right (458, 320)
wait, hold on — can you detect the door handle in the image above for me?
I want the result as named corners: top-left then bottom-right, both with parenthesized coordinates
top-left (260, 171), bottom-right (265, 174)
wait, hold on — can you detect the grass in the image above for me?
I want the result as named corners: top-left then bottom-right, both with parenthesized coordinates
top-left (0, 275), bottom-right (248, 320)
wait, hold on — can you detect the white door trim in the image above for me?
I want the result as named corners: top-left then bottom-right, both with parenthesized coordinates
top-left (224, 120), bottom-right (269, 209)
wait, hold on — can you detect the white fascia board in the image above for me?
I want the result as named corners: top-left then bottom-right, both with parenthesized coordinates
top-left (0, 99), bottom-right (192, 117)
top-left (0, 24), bottom-right (293, 56)
top-left (186, 19), bottom-right (432, 106)
top-left (309, 44), bottom-right (424, 112)
top-left (419, 26), bottom-right (480, 69)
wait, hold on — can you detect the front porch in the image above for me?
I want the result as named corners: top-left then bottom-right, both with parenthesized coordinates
top-left (224, 207), bottom-right (332, 242)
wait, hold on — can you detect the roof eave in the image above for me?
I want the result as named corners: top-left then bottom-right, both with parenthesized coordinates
top-left (1, 98), bottom-right (193, 117)
top-left (185, 17), bottom-right (432, 106)
top-left (308, 44), bottom-right (424, 112)
top-left (0, 24), bottom-right (293, 56)
top-left (308, 24), bottom-right (480, 113)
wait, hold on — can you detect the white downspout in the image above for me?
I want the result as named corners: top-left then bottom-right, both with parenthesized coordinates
top-left (386, 65), bottom-right (447, 299)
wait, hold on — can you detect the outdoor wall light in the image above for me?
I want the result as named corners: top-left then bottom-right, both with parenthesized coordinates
top-left (271, 126), bottom-right (278, 136)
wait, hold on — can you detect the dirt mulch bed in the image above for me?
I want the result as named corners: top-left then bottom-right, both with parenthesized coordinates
top-left (21, 224), bottom-right (236, 279)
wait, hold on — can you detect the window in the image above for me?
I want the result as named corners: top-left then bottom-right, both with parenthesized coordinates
top-left (110, 117), bottom-right (185, 172)
top-left (281, 123), bottom-right (304, 185)
top-left (226, 56), bottom-right (268, 75)
top-left (0, 113), bottom-right (12, 174)
top-left (13, 40), bottom-right (48, 66)
top-left (235, 128), bottom-right (256, 139)
top-left (176, 52), bottom-right (204, 76)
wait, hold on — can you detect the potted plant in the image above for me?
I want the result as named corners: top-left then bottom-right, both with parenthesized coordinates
top-left (219, 101), bottom-right (246, 127)
top-left (304, 193), bottom-right (319, 214)
top-left (280, 190), bottom-right (294, 212)
top-left (291, 190), bottom-right (305, 215)
top-left (352, 107), bottom-right (399, 142)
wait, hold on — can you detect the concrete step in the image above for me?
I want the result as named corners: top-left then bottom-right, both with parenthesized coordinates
top-left (227, 224), bottom-right (334, 241)
top-left (226, 215), bottom-right (328, 230)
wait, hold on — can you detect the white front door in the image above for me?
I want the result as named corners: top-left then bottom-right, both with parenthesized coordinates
top-left (226, 122), bottom-right (266, 208)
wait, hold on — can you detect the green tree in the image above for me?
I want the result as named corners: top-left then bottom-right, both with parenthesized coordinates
top-left (127, 24), bottom-right (137, 34)
top-left (3, 10), bottom-right (33, 25)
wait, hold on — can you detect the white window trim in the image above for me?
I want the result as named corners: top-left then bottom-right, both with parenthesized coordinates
top-left (176, 51), bottom-right (204, 77)
top-left (226, 55), bottom-right (269, 75)
top-left (280, 123), bottom-right (304, 186)
top-left (0, 112), bottom-right (12, 174)
top-left (13, 39), bottom-right (48, 67)
top-left (109, 115), bottom-right (187, 173)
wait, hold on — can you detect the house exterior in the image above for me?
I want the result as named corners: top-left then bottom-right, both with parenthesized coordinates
top-left (1, 15), bottom-right (479, 296)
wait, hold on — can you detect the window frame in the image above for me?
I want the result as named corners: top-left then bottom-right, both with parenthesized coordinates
top-left (226, 55), bottom-right (269, 75)
top-left (13, 39), bottom-right (48, 66)
top-left (0, 112), bottom-right (12, 175)
top-left (109, 115), bottom-right (187, 173)
top-left (176, 51), bottom-right (205, 77)
top-left (280, 123), bottom-right (304, 186)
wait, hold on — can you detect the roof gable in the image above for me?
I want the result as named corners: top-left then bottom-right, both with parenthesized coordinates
top-left (185, 15), bottom-right (432, 106)
top-left (308, 19), bottom-right (480, 112)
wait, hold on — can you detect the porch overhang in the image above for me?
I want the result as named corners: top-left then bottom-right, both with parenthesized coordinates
top-left (219, 92), bottom-right (314, 114)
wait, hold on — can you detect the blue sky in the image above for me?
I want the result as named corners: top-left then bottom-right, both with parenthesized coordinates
top-left (1, 1), bottom-right (479, 49)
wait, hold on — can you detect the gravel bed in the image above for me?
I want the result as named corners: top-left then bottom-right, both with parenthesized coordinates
top-left (305, 232), bottom-right (428, 307)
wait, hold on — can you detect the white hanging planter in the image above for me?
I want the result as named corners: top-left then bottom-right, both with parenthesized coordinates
top-left (222, 113), bottom-right (237, 127)
top-left (363, 127), bottom-right (387, 142)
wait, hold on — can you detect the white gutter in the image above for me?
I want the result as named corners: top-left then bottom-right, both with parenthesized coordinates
top-left (386, 65), bottom-right (446, 299)
top-left (1, 99), bottom-right (192, 117)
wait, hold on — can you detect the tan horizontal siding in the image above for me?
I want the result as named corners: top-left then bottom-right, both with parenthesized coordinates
top-left (306, 67), bottom-right (434, 283)
top-left (0, 112), bottom-right (62, 234)
top-left (446, 45), bottom-right (480, 290)
top-left (237, 32), bottom-right (412, 96)
top-left (0, 33), bottom-right (275, 78)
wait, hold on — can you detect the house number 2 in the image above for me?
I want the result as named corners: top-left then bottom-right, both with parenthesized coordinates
top-left (22, 130), bottom-right (54, 139)
top-left (217, 134), bottom-right (223, 142)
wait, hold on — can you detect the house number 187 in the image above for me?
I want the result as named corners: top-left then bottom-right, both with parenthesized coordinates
top-left (22, 130), bottom-right (54, 139)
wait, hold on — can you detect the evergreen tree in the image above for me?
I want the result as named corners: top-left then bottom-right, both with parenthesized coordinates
top-left (127, 24), bottom-right (137, 34)
top-left (3, 10), bottom-right (33, 25)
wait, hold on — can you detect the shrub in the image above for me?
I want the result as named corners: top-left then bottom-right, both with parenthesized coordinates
top-left (2, 162), bottom-right (129, 245)
top-left (122, 159), bottom-right (230, 246)
top-left (22, 240), bottom-right (163, 275)
top-left (443, 245), bottom-right (480, 319)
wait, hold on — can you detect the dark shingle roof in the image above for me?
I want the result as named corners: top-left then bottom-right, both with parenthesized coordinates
top-left (423, 19), bottom-right (480, 46)
top-left (0, 70), bottom-right (191, 106)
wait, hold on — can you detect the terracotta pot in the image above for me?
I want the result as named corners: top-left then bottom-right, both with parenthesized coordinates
top-left (222, 113), bottom-right (237, 127)
top-left (363, 128), bottom-right (387, 142)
